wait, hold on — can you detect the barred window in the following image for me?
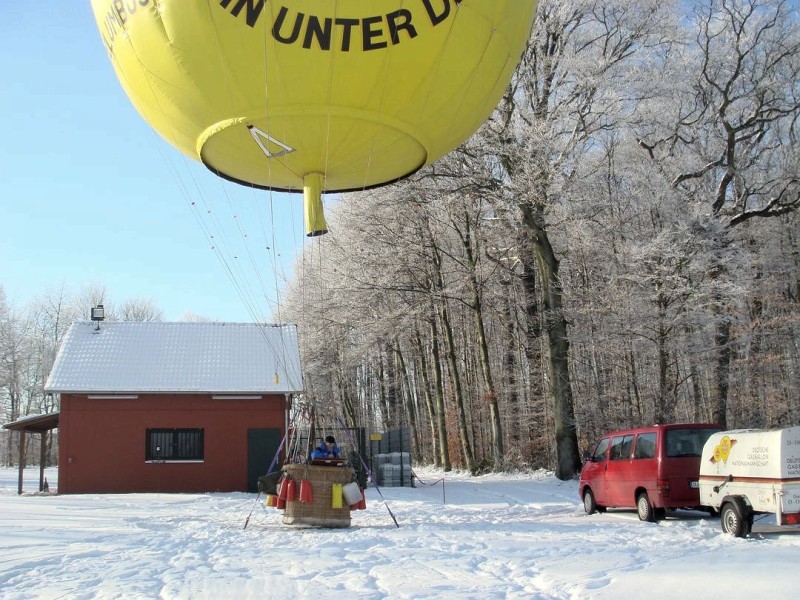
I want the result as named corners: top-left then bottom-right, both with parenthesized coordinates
top-left (146, 428), bottom-right (204, 461)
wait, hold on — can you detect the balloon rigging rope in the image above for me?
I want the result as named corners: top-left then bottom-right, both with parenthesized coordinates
top-left (116, 6), bottom-right (258, 330)
top-left (106, 2), bottom-right (498, 398)
top-left (129, 3), bottom-right (303, 392)
top-left (326, 0), bottom-right (455, 237)
top-left (257, 2), bottom-right (288, 327)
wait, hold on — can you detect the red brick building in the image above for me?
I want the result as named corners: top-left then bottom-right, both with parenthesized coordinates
top-left (45, 321), bottom-right (302, 494)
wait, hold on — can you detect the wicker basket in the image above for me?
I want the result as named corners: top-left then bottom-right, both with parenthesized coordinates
top-left (282, 464), bottom-right (356, 528)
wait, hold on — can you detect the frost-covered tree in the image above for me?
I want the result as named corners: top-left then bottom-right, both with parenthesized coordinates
top-left (634, 0), bottom-right (800, 426)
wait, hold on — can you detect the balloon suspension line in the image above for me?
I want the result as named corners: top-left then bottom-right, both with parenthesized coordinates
top-left (335, 413), bottom-right (399, 528)
top-left (243, 423), bottom-right (291, 530)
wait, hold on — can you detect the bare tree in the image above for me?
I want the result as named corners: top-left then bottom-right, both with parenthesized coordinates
top-left (276, 0), bottom-right (800, 475)
top-left (635, 0), bottom-right (800, 426)
top-left (478, 0), bottom-right (681, 478)
top-left (119, 297), bottom-right (164, 322)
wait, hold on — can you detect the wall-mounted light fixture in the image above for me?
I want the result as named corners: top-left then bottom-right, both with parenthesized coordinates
top-left (91, 304), bottom-right (105, 330)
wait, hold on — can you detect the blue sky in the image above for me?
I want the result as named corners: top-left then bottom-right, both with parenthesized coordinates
top-left (0, 4), bottom-right (308, 322)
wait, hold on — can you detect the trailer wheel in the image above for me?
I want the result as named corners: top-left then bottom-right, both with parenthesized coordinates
top-left (637, 492), bottom-right (656, 522)
top-left (720, 499), bottom-right (752, 537)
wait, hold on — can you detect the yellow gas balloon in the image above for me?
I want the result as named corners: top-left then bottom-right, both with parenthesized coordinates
top-left (91, 0), bottom-right (536, 235)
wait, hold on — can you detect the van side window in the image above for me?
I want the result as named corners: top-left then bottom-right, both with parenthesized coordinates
top-left (634, 432), bottom-right (656, 459)
top-left (665, 428), bottom-right (720, 457)
top-left (592, 438), bottom-right (610, 462)
top-left (609, 435), bottom-right (633, 460)
top-left (619, 435), bottom-right (634, 459)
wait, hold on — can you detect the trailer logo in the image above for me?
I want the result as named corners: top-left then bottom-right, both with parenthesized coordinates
top-left (709, 435), bottom-right (737, 464)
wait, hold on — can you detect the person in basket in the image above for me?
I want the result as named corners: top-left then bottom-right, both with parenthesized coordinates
top-left (311, 435), bottom-right (341, 460)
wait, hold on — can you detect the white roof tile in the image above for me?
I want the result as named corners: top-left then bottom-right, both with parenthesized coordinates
top-left (45, 321), bottom-right (303, 394)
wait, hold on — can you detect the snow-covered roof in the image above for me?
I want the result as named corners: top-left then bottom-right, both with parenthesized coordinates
top-left (45, 321), bottom-right (303, 394)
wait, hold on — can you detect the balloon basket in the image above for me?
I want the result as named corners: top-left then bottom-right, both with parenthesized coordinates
top-left (281, 464), bottom-right (355, 528)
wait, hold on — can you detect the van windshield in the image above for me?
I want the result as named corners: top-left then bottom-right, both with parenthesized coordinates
top-left (665, 428), bottom-right (722, 458)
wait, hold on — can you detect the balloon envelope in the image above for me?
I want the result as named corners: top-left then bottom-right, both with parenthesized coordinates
top-left (91, 0), bottom-right (537, 234)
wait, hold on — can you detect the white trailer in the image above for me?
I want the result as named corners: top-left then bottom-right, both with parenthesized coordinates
top-left (699, 426), bottom-right (800, 537)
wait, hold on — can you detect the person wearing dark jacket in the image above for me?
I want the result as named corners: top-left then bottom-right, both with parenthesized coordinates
top-left (311, 435), bottom-right (340, 460)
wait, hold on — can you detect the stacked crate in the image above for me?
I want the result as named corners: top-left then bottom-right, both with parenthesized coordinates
top-left (369, 427), bottom-right (414, 487)
top-left (374, 452), bottom-right (413, 487)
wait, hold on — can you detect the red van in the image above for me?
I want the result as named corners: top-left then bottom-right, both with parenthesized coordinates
top-left (579, 423), bottom-right (722, 521)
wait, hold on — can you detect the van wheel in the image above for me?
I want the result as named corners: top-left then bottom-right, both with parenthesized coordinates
top-left (721, 499), bottom-right (752, 537)
top-left (583, 489), bottom-right (600, 514)
top-left (637, 492), bottom-right (656, 522)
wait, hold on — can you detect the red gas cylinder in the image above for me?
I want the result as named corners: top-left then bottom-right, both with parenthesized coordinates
top-left (299, 479), bottom-right (313, 504)
top-left (277, 477), bottom-right (289, 501)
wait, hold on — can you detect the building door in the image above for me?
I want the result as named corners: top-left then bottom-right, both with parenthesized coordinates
top-left (247, 428), bottom-right (281, 493)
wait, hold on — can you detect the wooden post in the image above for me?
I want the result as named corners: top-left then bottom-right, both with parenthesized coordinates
top-left (39, 432), bottom-right (47, 492)
top-left (17, 430), bottom-right (25, 495)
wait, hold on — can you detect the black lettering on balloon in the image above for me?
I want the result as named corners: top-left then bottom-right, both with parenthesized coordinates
top-left (273, 7), bottom-right (303, 44)
top-left (335, 18), bottom-right (359, 52)
top-left (387, 9), bottom-right (417, 44)
top-left (112, 0), bottom-right (128, 25)
top-left (217, 1), bottom-right (461, 50)
top-left (103, 7), bottom-right (121, 44)
top-left (102, 0), bottom-right (150, 52)
top-left (362, 16), bottom-right (387, 51)
top-left (421, 0), bottom-right (450, 25)
top-left (303, 15), bottom-right (333, 50)
top-left (220, 0), bottom-right (265, 28)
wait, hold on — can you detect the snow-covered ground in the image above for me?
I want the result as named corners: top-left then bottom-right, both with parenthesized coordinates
top-left (1, 466), bottom-right (798, 599)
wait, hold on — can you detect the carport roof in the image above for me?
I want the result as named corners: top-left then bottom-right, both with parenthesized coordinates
top-left (2, 412), bottom-right (59, 433)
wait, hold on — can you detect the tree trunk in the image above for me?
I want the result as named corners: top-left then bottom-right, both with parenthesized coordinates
top-left (461, 215), bottom-right (504, 468)
top-left (376, 354), bottom-right (390, 432)
top-left (519, 240), bottom-right (545, 461)
top-left (414, 329), bottom-right (440, 466)
top-left (428, 314), bottom-right (452, 471)
top-left (502, 290), bottom-right (520, 447)
top-left (395, 345), bottom-right (421, 461)
top-left (438, 300), bottom-right (475, 473)
top-left (521, 203), bottom-right (581, 480)
top-left (709, 256), bottom-right (731, 429)
top-left (711, 312), bottom-right (731, 429)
